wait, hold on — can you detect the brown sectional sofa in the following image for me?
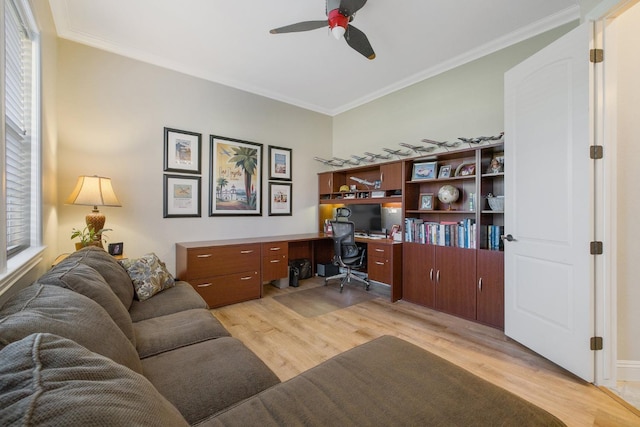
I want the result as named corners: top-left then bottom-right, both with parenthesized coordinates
top-left (0, 247), bottom-right (565, 426)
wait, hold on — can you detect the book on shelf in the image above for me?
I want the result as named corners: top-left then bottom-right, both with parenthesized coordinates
top-left (486, 225), bottom-right (504, 250)
top-left (404, 217), bottom-right (476, 248)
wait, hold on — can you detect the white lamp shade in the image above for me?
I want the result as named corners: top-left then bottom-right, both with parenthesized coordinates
top-left (65, 175), bottom-right (122, 207)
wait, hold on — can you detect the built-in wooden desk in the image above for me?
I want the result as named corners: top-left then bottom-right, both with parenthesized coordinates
top-left (176, 233), bottom-right (402, 308)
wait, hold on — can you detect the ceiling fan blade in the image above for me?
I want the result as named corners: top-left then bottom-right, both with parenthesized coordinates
top-left (344, 24), bottom-right (375, 60)
top-left (269, 20), bottom-right (327, 34)
top-left (339, 0), bottom-right (367, 16)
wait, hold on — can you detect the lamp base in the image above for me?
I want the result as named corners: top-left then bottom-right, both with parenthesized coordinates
top-left (86, 208), bottom-right (106, 248)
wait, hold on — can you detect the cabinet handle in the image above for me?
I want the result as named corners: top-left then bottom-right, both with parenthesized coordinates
top-left (436, 270), bottom-right (440, 283)
top-left (380, 172), bottom-right (384, 182)
top-left (197, 283), bottom-right (212, 288)
top-left (375, 248), bottom-right (384, 252)
top-left (478, 278), bottom-right (483, 291)
top-left (240, 276), bottom-right (253, 280)
top-left (196, 254), bottom-right (212, 258)
top-left (269, 247), bottom-right (281, 251)
top-left (375, 261), bottom-right (385, 266)
top-left (240, 250), bottom-right (254, 254)
top-left (270, 260), bottom-right (281, 263)
top-left (429, 268), bottom-right (434, 281)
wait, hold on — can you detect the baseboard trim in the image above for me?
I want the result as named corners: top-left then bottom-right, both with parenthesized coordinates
top-left (617, 360), bottom-right (640, 381)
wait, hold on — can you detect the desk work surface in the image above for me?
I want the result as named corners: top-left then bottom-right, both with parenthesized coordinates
top-left (176, 233), bottom-right (401, 248)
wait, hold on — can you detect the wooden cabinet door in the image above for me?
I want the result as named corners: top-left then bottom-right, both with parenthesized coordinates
top-left (402, 243), bottom-right (435, 307)
top-left (318, 172), bottom-right (333, 195)
top-left (435, 246), bottom-right (476, 320)
top-left (476, 250), bottom-right (504, 329)
top-left (380, 162), bottom-right (403, 191)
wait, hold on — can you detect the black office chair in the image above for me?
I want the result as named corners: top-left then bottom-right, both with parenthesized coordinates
top-left (325, 220), bottom-right (369, 293)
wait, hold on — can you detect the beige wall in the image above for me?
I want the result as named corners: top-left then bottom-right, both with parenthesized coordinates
top-left (615, 1), bottom-right (640, 363)
top-left (331, 23), bottom-right (578, 158)
top-left (56, 40), bottom-right (331, 274)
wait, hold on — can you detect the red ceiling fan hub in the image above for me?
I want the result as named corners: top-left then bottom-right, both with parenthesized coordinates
top-left (328, 8), bottom-right (349, 32)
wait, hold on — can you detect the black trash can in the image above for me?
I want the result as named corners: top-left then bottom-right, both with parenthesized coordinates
top-left (289, 265), bottom-right (299, 287)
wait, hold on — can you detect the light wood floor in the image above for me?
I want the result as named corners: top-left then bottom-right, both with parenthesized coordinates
top-left (211, 278), bottom-right (640, 427)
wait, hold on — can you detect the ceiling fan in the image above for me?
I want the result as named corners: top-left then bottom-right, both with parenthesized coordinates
top-left (269, 0), bottom-right (375, 60)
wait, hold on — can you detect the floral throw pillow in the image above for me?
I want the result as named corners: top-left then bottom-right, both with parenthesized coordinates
top-left (118, 253), bottom-right (175, 301)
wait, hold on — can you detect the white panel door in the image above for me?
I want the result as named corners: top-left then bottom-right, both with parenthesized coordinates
top-left (504, 23), bottom-right (594, 382)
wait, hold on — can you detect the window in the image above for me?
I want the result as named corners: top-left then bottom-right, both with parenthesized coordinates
top-left (1, 0), bottom-right (41, 288)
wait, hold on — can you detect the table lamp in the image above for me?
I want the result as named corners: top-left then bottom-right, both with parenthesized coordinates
top-left (66, 175), bottom-right (121, 246)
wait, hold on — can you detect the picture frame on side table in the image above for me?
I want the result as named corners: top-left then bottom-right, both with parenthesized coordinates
top-left (412, 161), bottom-right (437, 180)
top-left (438, 164), bottom-right (452, 178)
top-left (163, 174), bottom-right (201, 218)
top-left (268, 146), bottom-right (292, 181)
top-left (210, 135), bottom-right (263, 216)
top-left (419, 193), bottom-right (434, 211)
top-left (268, 182), bottom-right (292, 216)
top-left (163, 127), bottom-right (202, 174)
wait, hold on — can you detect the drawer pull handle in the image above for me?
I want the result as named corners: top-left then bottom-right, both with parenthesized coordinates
top-left (270, 247), bottom-right (281, 251)
top-left (478, 278), bottom-right (483, 291)
top-left (375, 261), bottom-right (385, 265)
top-left (375, 248), bottom-right (384, 252)
top-left (197, 254), bottom-right (212, 258)
top-left (240, 250), bottom-right (254, 254)
top-left (240, 276), bottom-right (253, 281)
top-left (197, 283), bottom-right (213, 288)
top-left (270, 260), bottom-right (280, 263)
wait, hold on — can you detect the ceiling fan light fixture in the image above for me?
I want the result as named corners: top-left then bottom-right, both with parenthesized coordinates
top-left (328, 8), bottom-right (348, 39)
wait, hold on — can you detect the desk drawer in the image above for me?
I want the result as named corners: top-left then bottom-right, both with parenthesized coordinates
top-left (368, 257), bottom-right (391, 284)
top-left (368, 243), bottom-right (391, 258)
top-left (261, 242), bottom-right (288, 257)
top-left (191, 271), bottom-right (260, 308)
top-left (187, 244), bottom-right (260, 279)
top-left (263, 254), bottom-right (288, 282)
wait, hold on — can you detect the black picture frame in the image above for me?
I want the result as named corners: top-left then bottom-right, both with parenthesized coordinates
top-left (209, 135), bottom-right (263, 216)
top-left (268, 182), bottom-right (292, 216)
top-left (163, 174), bottom-right (201, 218)
top-left (268, 145), bottom-right (292, 181)
top-left (163, 127), bottom-right (202, 174)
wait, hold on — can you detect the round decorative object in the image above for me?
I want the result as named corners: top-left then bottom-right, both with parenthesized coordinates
top-left (437, 185), bottom-right (460, 207)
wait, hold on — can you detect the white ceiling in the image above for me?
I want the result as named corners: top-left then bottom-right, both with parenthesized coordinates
top-left (48, 0), bottom-right (581, 116)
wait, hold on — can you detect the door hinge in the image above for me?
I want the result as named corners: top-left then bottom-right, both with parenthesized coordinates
top-left (591, 336), bottom-right (603, 351)
top-left (590, 241), bottom-right (603, 255)
top-left (590, 145), bottom-right (603, 159)
top-left (590, 49), bottom-right (604, 63)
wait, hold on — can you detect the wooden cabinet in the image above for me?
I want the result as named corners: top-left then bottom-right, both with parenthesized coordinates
top-left (318, 161), bottom-right (403, 204)
top-left (403, 244), bottom-right (475, 320)
top-left (367, 241), bottom-right (403, 301)
top-left (262, 242), bottom-right (288, 282)
top-left (379, 162), bottom-right (403, 191)
top-left (176, 243), bottom-right (261, 308)
top-left (476, 250), bottom-right (504, 329)
top-left (400, 142), bottom-right (504, 329)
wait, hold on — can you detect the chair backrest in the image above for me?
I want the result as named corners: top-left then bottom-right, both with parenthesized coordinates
top-left (329, 221), bottom-right (360, 263)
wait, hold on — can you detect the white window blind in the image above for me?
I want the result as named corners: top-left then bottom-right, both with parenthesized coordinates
top-left (3, 0), bottom-right (37, 261)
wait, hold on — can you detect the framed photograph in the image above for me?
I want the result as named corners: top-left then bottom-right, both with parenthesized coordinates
top-left (163, 174), bottom-right (201, 218)
top-left (412, 161), bottom-right (437, 180)
top-left (108, 242), bottom-right (123, 256)
top-left (209, 135), bottom-right (263, 216)
top-left (268, 146), bottom-right (292, 181)
top-left (163, 128), bottom-right (201, 174)
top-left (419, 193), bottom-right (434, 211)
top-left (268, 182), bottom-right (292, 216)
top-left (486, 152), bottom-right (504, 174)
top-left (455, 162), bottom-right (476, 177)
top-left (438, 164), bottom-right (452, 178)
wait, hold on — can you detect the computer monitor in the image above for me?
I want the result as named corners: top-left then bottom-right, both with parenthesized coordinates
top-left (347, 204), bottom-right (382, 235)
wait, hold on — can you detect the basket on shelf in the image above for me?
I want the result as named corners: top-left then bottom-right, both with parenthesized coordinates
top-left (487, 195), bottom-right (504, 211)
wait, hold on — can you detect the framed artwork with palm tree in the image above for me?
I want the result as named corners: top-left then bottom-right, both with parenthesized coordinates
top-left (209, 135), bottom-right (263, 216)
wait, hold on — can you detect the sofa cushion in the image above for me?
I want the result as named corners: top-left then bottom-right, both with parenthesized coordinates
top-left (134, 308), bottom-right (230, 358)
top-left (118, 253), bottom-right (175, 301)
top-left (129, 281), bottom-right (208, 322)
top-left (0, 333), bottom-right (189, 427)
top-left (0, 284), bottom-right (142, 374)
top-left (141, 337), bottom-right (280, 424)
top-left (65, 246), bottom-right (135, 309)
top-left (202, 335), bottom-right (565, 427)
top-left (35, 259), bottom-right (135, 345)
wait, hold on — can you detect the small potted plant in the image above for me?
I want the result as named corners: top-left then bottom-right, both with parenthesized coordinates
top-left (71, 226), bottom-right (111, 250)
